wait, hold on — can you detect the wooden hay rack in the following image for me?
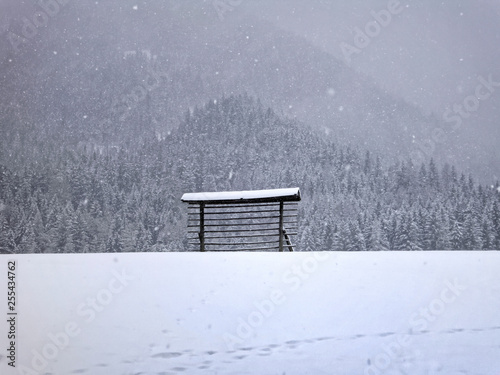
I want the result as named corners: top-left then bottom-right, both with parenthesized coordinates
top-left (181, 188), bottom-right (301, 252)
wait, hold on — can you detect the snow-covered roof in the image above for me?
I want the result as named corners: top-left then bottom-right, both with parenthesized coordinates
top-left (181, 187), bottom-right (301, 203)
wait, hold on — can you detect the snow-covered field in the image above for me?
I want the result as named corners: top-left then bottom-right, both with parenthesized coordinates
top-left (1, 251), bottom-right (499, 375)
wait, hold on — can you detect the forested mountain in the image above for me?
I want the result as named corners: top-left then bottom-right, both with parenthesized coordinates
top-left (1, 95), bottom-right (499, 253)
top-left (1, 1), bottom-right (442, 174)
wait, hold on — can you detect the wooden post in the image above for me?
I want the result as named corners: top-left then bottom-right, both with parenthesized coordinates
top-left (279, 201), bottom-right (284, 252)
top-left (199, 203), bottom-right (205, 252)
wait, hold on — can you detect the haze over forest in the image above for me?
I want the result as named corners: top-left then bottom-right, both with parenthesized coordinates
top-left (0, 0), bottom-right (499, 253)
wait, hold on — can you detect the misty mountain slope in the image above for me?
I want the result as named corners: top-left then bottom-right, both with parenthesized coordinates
top-left (251, 0), bottom-right (500, 182)
top-left (0, 1), bottom-right (440, 171)
top-left (1, 95), bottom-right (499, 253)
top-left (190, 15), bottom-right (435, 153)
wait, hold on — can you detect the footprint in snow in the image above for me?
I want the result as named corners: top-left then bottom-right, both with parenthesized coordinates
top-left (151, 352), bottom-right (183, 359)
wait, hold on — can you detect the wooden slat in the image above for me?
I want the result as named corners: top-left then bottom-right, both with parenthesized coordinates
top-left (206, 203), bottom-right (298, 209)
top-left (191, 233), bottom-right (297, 239)
top-left (188, 206), bottom-right (299, 211)
top-left (191, 234), bottom-right (280, 239)
top-left (188, 214), bottom-right (297, 221)
top-left (188, 232), bottom-right (295, 238)
top-left (189, 203), bottom-right (279, 209)
top-left (189, 228), bottom-right (280, 234)
top-left (196, 232), bottom-right (297, 238)
top-left (188, 222), bottom-right (296, 227)
top-left (189, 205), bottom-right (282, 210)
top-left (188, 216), bottom-right (294, 223)
top-left (188, 201), bottom-right (299, 208)
top-left (188, 221), bottom-right (298, 226)
top-left (207, 245), bottom-right (281, 251)
top-left (188, 208), bottom-right (297, 216)
top-left (188, 222), bottom-right (281, 228)
top-left (202, 240), bottom-right (280, 246)
top-left (188, 220), bottom-right (297, 224)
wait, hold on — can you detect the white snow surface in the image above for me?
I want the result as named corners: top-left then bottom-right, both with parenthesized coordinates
top-left (1, 251), bottom-right (500, 375)
top-left (181, 187), bottom-right (300, 202)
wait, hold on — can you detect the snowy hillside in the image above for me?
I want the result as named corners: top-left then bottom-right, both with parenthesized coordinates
top-left (1, 251), bottom-right (499, 374)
